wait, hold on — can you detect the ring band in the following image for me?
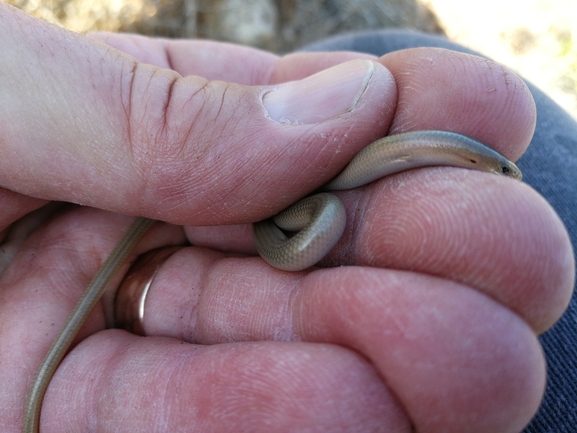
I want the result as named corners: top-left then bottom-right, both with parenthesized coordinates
top-left (114, 246), bottom-right (180, 335)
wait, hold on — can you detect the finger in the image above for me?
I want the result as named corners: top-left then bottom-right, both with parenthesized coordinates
top-left (42, 333), bottom-right (409, 432)
top-left (333, 50), bottom-right (569, 332)
top-left (123, 252), bottom-right (545, 433)
top-left (380, 48), bottom-right (536, 160)
top-left (0, 5), bottom-right (395, 224)
top-left (0, 207), bottom-right (186, 431)
top-left (325, 170), bottom-right (575, 333)
top-left (89, 32), bottom-right (377, 84)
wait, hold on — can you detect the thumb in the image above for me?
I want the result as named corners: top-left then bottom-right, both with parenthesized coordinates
top-left (0, 4), bottom-right (396, 225)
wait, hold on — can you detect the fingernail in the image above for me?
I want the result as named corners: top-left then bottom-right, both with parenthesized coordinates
top-left (263, 59), bottom-right (374, 124)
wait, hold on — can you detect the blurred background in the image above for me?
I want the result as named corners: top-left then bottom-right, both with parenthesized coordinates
top-left (6, 0), bottom-right (577, 120)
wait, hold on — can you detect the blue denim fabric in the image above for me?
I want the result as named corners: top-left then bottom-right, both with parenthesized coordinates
top-left (302, 30), bottom-right (577, 432)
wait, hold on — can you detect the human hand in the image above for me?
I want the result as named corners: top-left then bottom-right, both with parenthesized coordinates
top-left (1, 3), bottom-right (575, 432)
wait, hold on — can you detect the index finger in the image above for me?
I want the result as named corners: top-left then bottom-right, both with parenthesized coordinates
top-left (380, 48), bottom-right (536, 160)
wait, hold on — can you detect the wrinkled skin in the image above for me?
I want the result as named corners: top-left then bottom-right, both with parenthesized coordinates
top-left (0, 3), bottom-right (574, 433)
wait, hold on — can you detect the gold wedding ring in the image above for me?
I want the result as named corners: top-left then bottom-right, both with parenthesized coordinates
top-left (114, 246), bottom-right (180, 335)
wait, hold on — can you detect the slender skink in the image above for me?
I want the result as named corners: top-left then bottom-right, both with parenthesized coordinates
top-left (253, 130), bottom-right (521, 270)
top-left (24, 130), bottom-right (522, 432)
